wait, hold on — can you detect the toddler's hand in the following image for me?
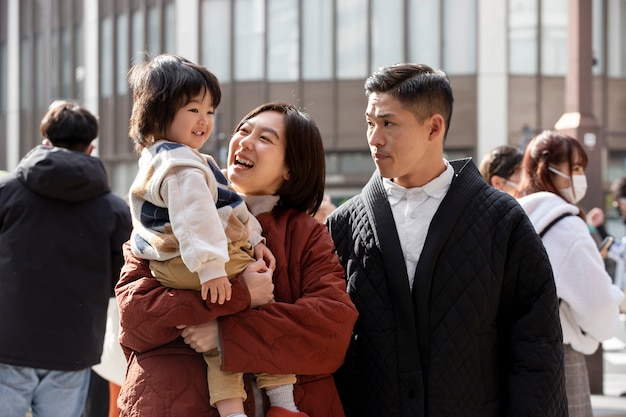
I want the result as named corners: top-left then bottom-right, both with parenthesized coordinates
top-left (201, 276), bottom-right (232, 304)
top-left (254, 242), bottom-right (276, 271)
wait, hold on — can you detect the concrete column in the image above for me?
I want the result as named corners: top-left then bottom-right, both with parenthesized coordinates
top-left (476, 0), bottom-right (508, 162)
top-left (553, 0), bottom-right (603, 394)
top-left (554, 0), bottom-right (603, 213)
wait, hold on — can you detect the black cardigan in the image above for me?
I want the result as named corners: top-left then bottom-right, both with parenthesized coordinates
top-left (328, 158), bottom-right (567, 417)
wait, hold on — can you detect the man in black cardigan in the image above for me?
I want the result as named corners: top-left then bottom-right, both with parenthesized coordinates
top-left (327, 63), bottom-right (567, 417)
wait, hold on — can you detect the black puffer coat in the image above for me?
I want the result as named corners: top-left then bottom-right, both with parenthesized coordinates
top-left (327, 158), bottom-right (567, 417)
top-left (0, 145), bottom-right (131, 371)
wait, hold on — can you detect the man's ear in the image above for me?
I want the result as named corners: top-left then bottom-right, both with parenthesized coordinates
top-left (86, 144), bottom-right (95, 155)
top-left (428, 114), bottom-right (445, 141)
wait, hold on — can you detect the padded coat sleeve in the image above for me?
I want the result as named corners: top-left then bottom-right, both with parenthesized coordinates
top-left (500, 214), bottom-right (567, 417)
top-left (219, 212), bottom-right (358, 376)
top-left (115, 242), bottom-right (251, 353)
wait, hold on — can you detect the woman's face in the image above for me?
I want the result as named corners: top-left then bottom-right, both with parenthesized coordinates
top-left (550, 149), bottom-right (585, 189)
top-left (227, 111), bottom-right (290, 196)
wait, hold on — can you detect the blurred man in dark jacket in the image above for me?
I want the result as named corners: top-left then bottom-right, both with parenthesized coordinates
top-left (0, 100), bottom-right (132, 417)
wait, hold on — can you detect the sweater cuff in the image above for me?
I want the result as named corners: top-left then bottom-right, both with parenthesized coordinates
top-left (196, 262), bottom-right (228, 284)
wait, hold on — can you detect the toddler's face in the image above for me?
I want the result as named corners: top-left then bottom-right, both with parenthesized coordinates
top-left (163, 92), bottom-right (215, 149)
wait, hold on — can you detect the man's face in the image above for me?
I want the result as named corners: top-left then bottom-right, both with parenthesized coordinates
top-left (365, 92), bottom-right (441, 188)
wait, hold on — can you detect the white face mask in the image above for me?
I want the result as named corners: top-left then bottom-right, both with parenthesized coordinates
top-left (548, 167), bottom-right (587, 204)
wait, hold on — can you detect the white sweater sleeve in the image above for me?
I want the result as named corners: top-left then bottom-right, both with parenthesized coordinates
top-left (161, 166), bottom-right (228, 284)
top-left (549, 217), bottom-right (624, 352)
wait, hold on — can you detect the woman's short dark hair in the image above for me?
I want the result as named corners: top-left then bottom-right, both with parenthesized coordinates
top-left (234, 102), bottom-right (325, 215)
top-left (127, 54), bottom-right (221, 152)
top-left (517, 130), bottom-right (588, 199)
top-left (40, 100), bottom-right (99, 151)
top-left (478, 145), bottom-right (523, 183)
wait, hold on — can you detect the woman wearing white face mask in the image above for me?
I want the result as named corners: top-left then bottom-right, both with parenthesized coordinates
top-left (515, 130), bottom-right (624, 417)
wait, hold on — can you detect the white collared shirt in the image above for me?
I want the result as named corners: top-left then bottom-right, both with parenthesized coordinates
top-left (383, 161), bottom-right (454, 288)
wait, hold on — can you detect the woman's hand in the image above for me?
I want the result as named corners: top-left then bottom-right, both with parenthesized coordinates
top-left (242, 259), bottom-right (275, 308)
top-left (177, 321), bottom-right (219, 353)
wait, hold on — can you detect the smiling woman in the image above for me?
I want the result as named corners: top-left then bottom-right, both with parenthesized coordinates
top-left (116, 101), bottom-right (357, 417)
top-left (124, 55), bottom-right (310, 417)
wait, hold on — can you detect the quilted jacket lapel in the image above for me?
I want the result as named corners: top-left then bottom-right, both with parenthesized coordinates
top-left (361, 173), bottom-right (420, 372)
top-left (412, 158), bottom-right (485, 371)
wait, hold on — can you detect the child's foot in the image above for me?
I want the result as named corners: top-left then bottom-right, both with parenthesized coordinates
top-left (266, 407), bottom-right (309, 417)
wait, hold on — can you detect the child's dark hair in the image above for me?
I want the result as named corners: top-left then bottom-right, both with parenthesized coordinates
top-left (234, 102), bottom-right (325, 215)
top-left (40, 100), bottom-right (99, 152)
top-left (127, 54), bottom-right (221, 152)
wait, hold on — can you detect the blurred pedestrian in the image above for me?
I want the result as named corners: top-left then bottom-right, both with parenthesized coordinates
top-left (313, 194), bottom-right (336, 223)
top-left (516, 129), bottom-right (624, 417)
top-left (0, 100), bottom-right (132, 417)
top-left (478, 144), bottom-right (523, 196)
top-left (610, 177), bottom-right (626, 228)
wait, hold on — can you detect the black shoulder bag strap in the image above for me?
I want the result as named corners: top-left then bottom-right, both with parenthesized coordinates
top-left (538, 212), bottom-right (574, 238)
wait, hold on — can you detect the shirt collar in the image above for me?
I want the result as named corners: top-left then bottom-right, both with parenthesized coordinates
top-left (383, 160), bottom-right (454, 206)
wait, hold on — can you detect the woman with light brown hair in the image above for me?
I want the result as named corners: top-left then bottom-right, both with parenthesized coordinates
top-left (516, 130), bottom-right (624, 417)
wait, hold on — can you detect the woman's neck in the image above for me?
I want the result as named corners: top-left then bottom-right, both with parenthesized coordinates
top-left (242, 194), bottom-right (280, 216)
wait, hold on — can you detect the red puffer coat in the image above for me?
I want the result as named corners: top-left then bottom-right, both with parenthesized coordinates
top-left (116, 208), bottom-right (358, 417)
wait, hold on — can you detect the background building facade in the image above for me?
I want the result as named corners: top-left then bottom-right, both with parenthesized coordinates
top-left (1, 0), bottom-right (626, 228)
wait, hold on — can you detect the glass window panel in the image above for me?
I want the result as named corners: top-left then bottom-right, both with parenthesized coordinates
top-left (131, 9), bottom-right (145, 64)
top-left (371, 0), bottom-right (403, 71)
top-left (341, 152), bottom-right (374, 174)
top-left (443, 0), bottom-right (476, 74)
top-left (267, 0), bottom-right (298, 81)
top-left (35, 33), bottom-right (45, 107)
top-left (608, 150), bottom-right (626, 185)
top-left (100, 16), bottom-right (113, 97)
top-left (164, 1), bottom-right (175, 53)
top-left (541, 0), bottom-right (567, 76)
top-left (326, 153), bottom-right (339, 174)
top-left (608, 0), bottom-right (626, 77)
top-left (336, 0), bottom-right (367, 79)
top-left (116, 13), bottom-right (129, 95)
top-left (61, 27), bottom-right (72, 98)
top-left (302, 0), bottom-right (332, 80)
top-left (20, 37), bottom-right (31, 110)
top-left (50, 29), bottom-right (59, 98)
top-left (201, 0), bottom-right (231, 82)
top-left (234, 0), bottom-right (264, 81)
top-left (74, 23), bottom-right (84, 101)
top-left (408, 0), bottom-right (440, 67)
top-left (509, 0), bottom-right (538, 74)
top-left (592, 0), bottom-right (603, 75)
top-left (147, 6), bottom-right (159, 58)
